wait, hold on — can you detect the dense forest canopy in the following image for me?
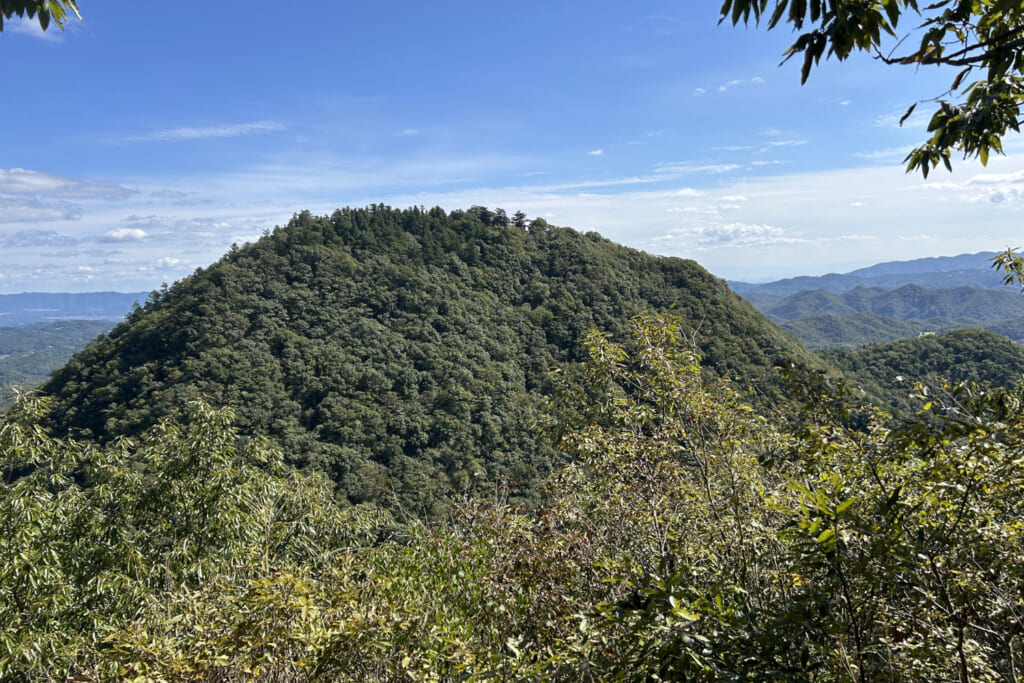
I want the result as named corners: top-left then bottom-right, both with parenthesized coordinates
top-left (3, 313), bottom-right (1023, 680)
top-left (41, 205), bottom-right (818, 514)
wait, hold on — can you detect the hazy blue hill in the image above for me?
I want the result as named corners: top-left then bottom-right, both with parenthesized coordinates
top-left (0, 292), bottom-right (145, 325)
top-left (847, 251), bottom-right (998, 277)
top-left (0, 320), bottom-right (115, 408)
top-left (730, 251), bottom-right (1008, 295)
top-left (40, 205), bottom-right (818, 514)
top-left (731, 273), bottom-right (873, 297)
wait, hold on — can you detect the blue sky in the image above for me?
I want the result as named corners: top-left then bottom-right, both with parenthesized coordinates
top-left (1, 1), bottom-right (1022, 292)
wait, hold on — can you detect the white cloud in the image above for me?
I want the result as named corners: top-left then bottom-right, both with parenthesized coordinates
top-left (656, 222), bottom-right (803, 248)
top-left (122, 121), bottom-right (286, 142)
top-left (102, 228), bottom-right (148, 242)
top-left (157, 257), bottom-right (181, 267)
top-left (588, 149), bottom-right (604, 156)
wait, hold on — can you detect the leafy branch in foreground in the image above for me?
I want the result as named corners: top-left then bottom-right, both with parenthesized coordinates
top-left (720, 0), bottom-right (1024, 177)
top-left (0, 1), bottom-right (80, 32)
top-left (1, 314), bottom-right (1023, 679)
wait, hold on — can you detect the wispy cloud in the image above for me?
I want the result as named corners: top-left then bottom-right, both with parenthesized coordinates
top-left (1, 229), bottom-right (78, 248)
top-left (0, 198), bottom-right (81, 223)
top-left (697, 76), bottom-right (766, 95)
top-left (588, 149), bottom-right (604, 156)
top-left (853, 146), bottom-right (908, 162)
top-left (0, 168), bottom-right (135, 200)
top-left (122, 120), bottom-right (286, 142)
top-left (653, 162), bottom-right (740, 175)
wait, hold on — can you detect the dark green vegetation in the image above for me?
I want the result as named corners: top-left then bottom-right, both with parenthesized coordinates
top-left (0, 320), bottom-right (114, 409)
top-left (41, 205), bottom-right (816, 515)
top-left (826, 328), bottom-right (1024, 413)
top-left (4, 314), bottom-right (1023, 680)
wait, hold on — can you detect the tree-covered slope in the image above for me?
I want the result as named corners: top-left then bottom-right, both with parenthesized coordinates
top-left (0, 320), bottom-right (115, 408)
top-left (41, 205), bottom-right (816, 513)
top-left (758, 284), bottom-right (1024, 323)
top-left (779, 312), bottom-right (934, 350)
top-left (782, 312), bottom-right (1024, 350)
top-left (823, 328), bottom-right (1024, 413)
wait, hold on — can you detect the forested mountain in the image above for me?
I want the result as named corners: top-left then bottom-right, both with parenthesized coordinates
top-left (730, 251), bottom-right (1007, 295)
top-left (0, 291), bottom-right (144, 325)
top-left (823, 328), bottom-right (1024, 413)
top-left (41, 205), bottom-right (816, 514)
top-left (0, 320), bottom-right (114, 408)
top-left (758, 284), bottom-right (1024, 322)
top-left (742, 283), bottom-right (1024, 349)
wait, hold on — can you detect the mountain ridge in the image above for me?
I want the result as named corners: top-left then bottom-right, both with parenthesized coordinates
top-left (730, 251), bottom-right (1008, 296)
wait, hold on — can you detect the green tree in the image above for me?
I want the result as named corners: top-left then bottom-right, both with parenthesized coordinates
top-left (0, 1), bottom-right (80, 32)
top-left (721, 0), bottom-right (1024, 177)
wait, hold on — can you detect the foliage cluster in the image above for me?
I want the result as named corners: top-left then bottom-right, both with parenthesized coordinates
top-left (3, 313), bottom-right (1023, 680)
top-left (721, 0), bottom-right (1024, 176)
top-left (0, 0), bottom-right (78, 32)
top-left (41, 205), bottom-right (815, 514)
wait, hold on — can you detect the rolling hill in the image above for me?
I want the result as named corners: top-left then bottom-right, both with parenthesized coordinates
top-left (40, 205), bottom-right (819, 514)
top-left (824, 328), bottom-right (1024, 413)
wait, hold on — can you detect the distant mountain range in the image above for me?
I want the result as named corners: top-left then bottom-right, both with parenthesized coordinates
top-left (730, 251), bottom-right (1009, 296)
top-left (0, 292), bottom-right (147, 325)
top-left (732, 252), bottom-right (1024, 350)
